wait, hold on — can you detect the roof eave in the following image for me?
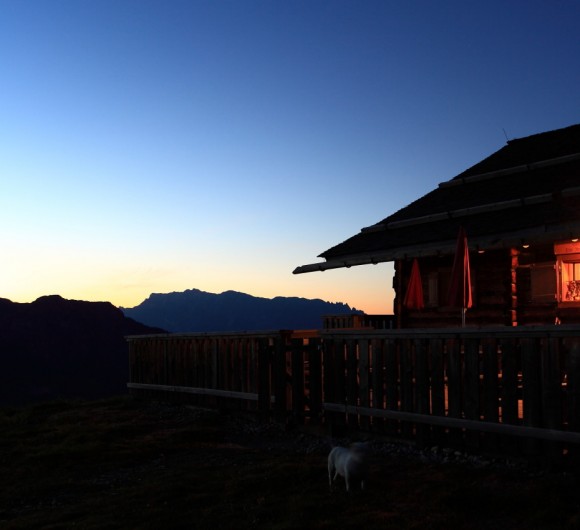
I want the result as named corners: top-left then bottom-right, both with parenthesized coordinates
top-left (293, 221), bottom-right (580, 274)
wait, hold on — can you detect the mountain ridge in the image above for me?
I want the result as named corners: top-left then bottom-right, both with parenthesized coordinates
top-left (122, 288), bottom-right (362, 333)
top-left (0, 295), bottom-right (164, 405)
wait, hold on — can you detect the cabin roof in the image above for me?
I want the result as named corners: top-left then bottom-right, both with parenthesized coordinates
top-left (294, 123), bottom-right (580, 274)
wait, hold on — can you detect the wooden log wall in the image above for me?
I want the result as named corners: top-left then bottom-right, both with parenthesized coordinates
top-left (127, 326), bottom-right (580, 464)
top-left (398, 249), bottom-right (519, 328)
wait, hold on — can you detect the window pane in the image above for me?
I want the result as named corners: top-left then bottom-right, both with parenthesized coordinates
top-left (563, 261), bottom-right (580, 301)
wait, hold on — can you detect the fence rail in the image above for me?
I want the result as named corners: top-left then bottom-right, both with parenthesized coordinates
top-left (127, 325), bottom-right (580, 463)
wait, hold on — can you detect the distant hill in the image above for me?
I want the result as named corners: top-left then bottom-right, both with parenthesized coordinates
top-left (0, 295), bottom-right (165, 406)
top-left (122, 289), bottom-right (362, 332)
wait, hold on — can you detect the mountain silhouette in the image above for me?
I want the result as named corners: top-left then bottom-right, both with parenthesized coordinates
top-left (122, 289), bottom-right (362, 332)
top-left (0, 295), bottom-right (165, 406)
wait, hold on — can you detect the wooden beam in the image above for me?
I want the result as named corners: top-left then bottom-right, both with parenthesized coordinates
top-left (322, 403), bottom-right (580, 444)
top-left (127, 382), bottom-right (275, 403)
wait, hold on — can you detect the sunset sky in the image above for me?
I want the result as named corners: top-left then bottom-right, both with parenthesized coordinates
top-left (1, 0), bottom-right (579, 314)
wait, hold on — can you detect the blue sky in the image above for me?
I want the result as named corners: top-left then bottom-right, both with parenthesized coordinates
top-left (1, 0), bottom-right (579, 314)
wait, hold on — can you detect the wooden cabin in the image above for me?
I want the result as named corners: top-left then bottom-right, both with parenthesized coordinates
top-left (294, 123), bottom-right (580, 328)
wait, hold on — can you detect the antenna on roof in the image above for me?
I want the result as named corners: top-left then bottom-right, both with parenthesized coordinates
top-left (502, 128), bottom-right (511, 143)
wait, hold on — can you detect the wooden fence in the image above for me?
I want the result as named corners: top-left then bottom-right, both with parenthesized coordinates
top-left (126, 325), bottom-right (580, 464)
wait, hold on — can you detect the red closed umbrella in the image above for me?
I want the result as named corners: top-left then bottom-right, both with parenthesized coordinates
top-left (447, 226), bottom-right (472, 327)
top-left (404, 258), bottom-right (424, 310)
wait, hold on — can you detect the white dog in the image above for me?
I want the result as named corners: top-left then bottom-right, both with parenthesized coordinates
top-left (327, 442), bottom-right (369, 492)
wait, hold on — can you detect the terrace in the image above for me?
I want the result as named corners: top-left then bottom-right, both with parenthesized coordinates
top-left (127, 323), bottom-right (580, 465)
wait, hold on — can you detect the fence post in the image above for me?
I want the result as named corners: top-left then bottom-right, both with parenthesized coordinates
top-left (308, 339), bottom-right (323, 425)
top-left (521, 337), bottom-right (541, 456)
top-left (127, 339), bottom-right (135, 387)
top-left (371, 338), bottom-right (385, 432)
top-left (430, 338), bottom-right (445, 446)
top-left (257, 337), bottom-right (272, 418)
top-left (346, 339), bottom-right (359, 428)
top-left (210, 338), bottom-right (218, 407)
top-left (163, 338), bottom-right (169, 387)
top-left (384, 338), bottom-right (399, 436)
top-left (415, 338), bottom-right (430, 447)
top-left (326, 339), bottom-right (347, 434)
top-left (400, 338), bottom-right (414, 439)
top-left (500, 338), bottom-right (519, 455)
top-left (482, 337), bottom-right (499, 453)
top-left (464, 337), bottom-right (481, 451)
top-left (291, 338), bottom-right (306, 425)
top-left (273, 335), bottom-right (289, 423)
top-left (359, 339), bottom-right (370, 431)
top-left (446, 337), bottom-right (462, 449)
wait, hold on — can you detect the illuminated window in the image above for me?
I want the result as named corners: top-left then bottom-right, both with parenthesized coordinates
top-left (559, 258), bottom-right (580, 302)
top-left (553, 242), bottom-right (580, 304)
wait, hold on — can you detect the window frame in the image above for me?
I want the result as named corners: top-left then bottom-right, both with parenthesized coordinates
top-left (557, 253), bottom-right (580, 306)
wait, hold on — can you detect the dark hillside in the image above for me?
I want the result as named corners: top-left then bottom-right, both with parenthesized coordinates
top-left (122, 288), bottom-right (362, 332)
top-left (0, 295), bottom-right (164, 406)
top-left (2, 397), bottom-right (580, 529)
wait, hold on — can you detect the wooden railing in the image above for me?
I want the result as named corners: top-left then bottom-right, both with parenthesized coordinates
top-left (322, 314), bottom-right (395, 330)
top-left (127, 331), bottom-right (280, 413)
top-left (127, 325), bottom-right (580, 463)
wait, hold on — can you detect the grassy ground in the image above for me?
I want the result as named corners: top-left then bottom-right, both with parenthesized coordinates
top-left (2, 397), bottom-right (580, 529)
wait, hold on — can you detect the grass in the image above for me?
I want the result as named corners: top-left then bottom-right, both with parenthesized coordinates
top-left (2, 396), bottom-right (580, 529)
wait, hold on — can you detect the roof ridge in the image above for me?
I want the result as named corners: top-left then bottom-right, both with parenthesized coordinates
top-left (438, 152), bottom-right (580, 188)
top-left (505, 123), bottom-right (580, 144)
top-left (361, 186), bottom-right (580, 232)
top-left (451, 123), bottom-right (580, 181)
